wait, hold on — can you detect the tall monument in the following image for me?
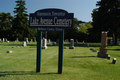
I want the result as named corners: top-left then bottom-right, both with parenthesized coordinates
top-left (97, 31), bottom-right (108, 58)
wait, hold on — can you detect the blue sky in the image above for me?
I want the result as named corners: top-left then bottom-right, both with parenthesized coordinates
top-left (0, 0), bottom-right (99, 22)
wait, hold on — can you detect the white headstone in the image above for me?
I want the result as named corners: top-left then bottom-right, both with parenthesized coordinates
top-left (42, 38), bottom-right (47, 49)
top-left (2, 38), bottom-right (4, 43)
top-left (34, 37), bottom-right (36, 42)
top-left (16, 38), bottom-right (19, 42)
top-left (23, 41), bottom-right (27, 47)
top-left (5, 38), bottom-right (7, 42)
top-left (6, 51), bottom-right (12, 53)
top-left (48, 39), bottom-right (50, 43)
top-left (30, 39), bottom-right (33, 42)
top-left (83, 40), bottom-right (84, 44)
top-left (69, 39), bottom-right (75, 49)
top-left (26, 38), bottom-right (28, 43)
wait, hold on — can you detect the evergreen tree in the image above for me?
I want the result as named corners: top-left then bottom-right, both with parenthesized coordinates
top-left (12, 0), bottom-right (35, 40)
top-left (91, 0), bottom-right (120, 44)
top-left (0, 12), bottom-right (13, 39)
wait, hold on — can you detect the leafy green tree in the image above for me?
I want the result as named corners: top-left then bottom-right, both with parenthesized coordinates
top-left (0, 12), bottom-right (13, 39)
top-left (12, 0), bottom-right (35, 40)
top-left (91, 0), bottom-right (120, 44)
top-left (65, 18), bottom-right (83, 40)
top-left (79, 21), bottom-right (93, 34)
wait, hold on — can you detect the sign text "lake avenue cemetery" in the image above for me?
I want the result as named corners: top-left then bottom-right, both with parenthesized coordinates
top-left (29, 9), bottom-right (73, 30)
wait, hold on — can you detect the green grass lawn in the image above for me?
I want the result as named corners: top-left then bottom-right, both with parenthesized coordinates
top-left (0, 42), bottom-right (120, 80)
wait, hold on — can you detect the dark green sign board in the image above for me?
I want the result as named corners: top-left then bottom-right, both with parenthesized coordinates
top-left (29, 8), bottom-right (73, 74)
top-left (29, 8), bottom-right (73, 29)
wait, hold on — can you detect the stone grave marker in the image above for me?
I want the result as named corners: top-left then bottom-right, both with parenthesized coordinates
top-left (50, 41), bottom-right (53, 46)
top-left (2, 38), bottom-right (4, 43)
top-left (6, 51), bottom-right (12, 53)
top-left (5, 38), bottom-right (7, 42)
top-left (26, 38), bottom-right (28, 43)
top-left (34, 37), bottom-right (36, 42)
top-left (97, 31), bottom-right (108, 58)
top-left (107, 55), bottom-right (110, 60)
top-left (75, 39), bottom-right (78, 44)
top-left (16, 38), bottom-right (19, 42)
top-left (42, 38), bottom-right (47, 49)
top-left (30, 39), bottom-right (33, 43)
top-left (83, 40), bottom-right (84, 44)
top-left (23, 41), bottom-right (27, 47)
top-left (112, 58), bottom-right (116, 64)
top-left (48, 39), bottom-right (50, 43)
top-left (69, 39), bottom-right (75, 49)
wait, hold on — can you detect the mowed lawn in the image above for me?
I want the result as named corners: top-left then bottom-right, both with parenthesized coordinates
top-left (0, 42), bottom-right (120, 80)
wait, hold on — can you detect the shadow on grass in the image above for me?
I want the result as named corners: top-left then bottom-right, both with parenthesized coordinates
top-left (72, 56), bottom-right (96, 58)
top-left (0, 71), bottom-right (58, 77)
top-left (107, 49), bottom-right (120, 51)
top-left (0, 44), bottom-right (22, 46)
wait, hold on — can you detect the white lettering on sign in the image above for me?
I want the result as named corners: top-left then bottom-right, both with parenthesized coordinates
top-left (30, 17), bottom-right (72, 27)
top-left (52, 11), bottom-right (65, 16)
top-left (54, 17), bottom-right (72, 26)
top-left (37, 12), bottom-right (51, 16)
top-left (40, 18), bottom-right (53, 25)
top-left (37, 12), bottom-right (65, 16)
top-left (30, 17), bottom-right (39, 25)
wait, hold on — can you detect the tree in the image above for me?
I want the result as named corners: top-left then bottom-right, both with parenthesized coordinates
top-left (0, 12), bottom-right (13, 39)
top-left (64, 18), bottom-right (84, 40)
top-left (79, 21), bottom-right (93, 34)
top-left (12, 0), bottom-right (35, 40)
top-left (91, 0), bottom-right (120, 44)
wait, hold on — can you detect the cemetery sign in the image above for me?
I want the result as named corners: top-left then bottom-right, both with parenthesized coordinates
top-left (29, 8), bottom-right (73, 31)
top-left (29, 8), bottom-right (74, 74)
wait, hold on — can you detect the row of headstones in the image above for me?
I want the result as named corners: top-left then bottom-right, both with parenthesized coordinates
top-left (0, 38), bottom-right (9, 42)
top-left (15, 37), bottom-right (37, 43)
top-left (42, 38), bottom-right (75, 49)
top-left (0, 37), bottom-right (37, 43)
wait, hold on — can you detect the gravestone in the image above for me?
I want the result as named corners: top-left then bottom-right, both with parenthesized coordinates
top-left (30, 39), bottom-right (33, 42)
top-left (23, 41), bottom-right (27, 47)
top-left (48, 39), bottom-right (50, 43)
top-left (50, 41), bottom-right (53, 46)
top-left (26, 38), bottom-right (28, 43)
top-left (97, 31), bottom-right (108, 58)
top-left (2, 38), bottom-right (4, 43)
top-left (87, 44), bottom-right (89, 48)
top-left (34, 37), bottom-right (36, 42)
top-left (66, 39), bottom-right (69, 42)
top-left (83, 40), bottom-right (84, 44)
top-left (0, 38), bottom-right (1, 41)
top-left (42, 38), bottom-right (47, 49)
top-left (75, 39), bottom-right (78, 44)
top-left (69, 39), bottom-right (75, 49)
top-left (5, 38), bottom-right (7, 42)
top-left (107, 55), bottom-right (110, 60)
top-left (6, 51), bottom-right (12, 53)
top-left (16, 38), bottom-right (19, 42)
top-left (112, 58), bottom-right (116, 64)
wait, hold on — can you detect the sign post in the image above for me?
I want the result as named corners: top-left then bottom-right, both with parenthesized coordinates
top-left (36, 31), bottom-right (42, 72)
top-left (58, 30), bottom-right (64, 74)
top-left (29, 8), bottom-right (73, 74)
